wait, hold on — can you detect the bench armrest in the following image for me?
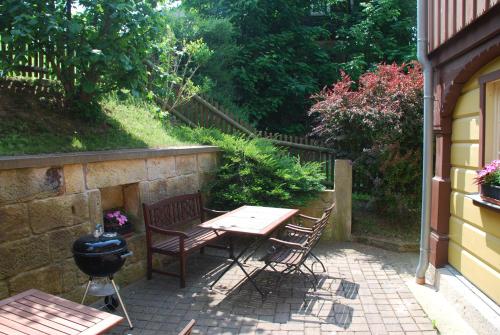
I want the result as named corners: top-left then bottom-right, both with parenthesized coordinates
top-left (148, 226), bottom-right (188, 238)
top-left (269, 237), bottom-right (306, 250)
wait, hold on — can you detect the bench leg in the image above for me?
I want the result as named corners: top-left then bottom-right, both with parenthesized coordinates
top-left (147, 250), bottom-right (152, 280)
top-left (180, 255), bottom-right (187, 288)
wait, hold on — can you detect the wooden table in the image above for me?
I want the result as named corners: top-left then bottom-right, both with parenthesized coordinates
top-left (199, 205), bottom-right (298, 296)
top-left (0, 289), bottom-right (123, 335)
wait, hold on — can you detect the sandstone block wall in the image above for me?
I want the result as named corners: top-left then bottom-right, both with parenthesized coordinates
top-left (0, 147), bottom-right (219, 301)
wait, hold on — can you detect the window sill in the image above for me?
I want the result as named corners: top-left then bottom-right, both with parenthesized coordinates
top-left (466, 193), bottom-right (500, 213)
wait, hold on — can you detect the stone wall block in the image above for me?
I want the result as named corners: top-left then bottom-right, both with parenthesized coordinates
top-left (175, 155), bottom-right (197, 176)
top-left (0, 235), bottom-right (50, 279)
top-left (0, 203), bottom-right (31, 243)
top-left (167, 174), bottom-right (200, 197)
top-left (61, 259), bottom-right (81, 293)
top-left (8, 265), bottom-right (63, 296)
top-left (0, 167), bottom-right (63, 205)
top-left (86, 159), bottom-right (147, 189)
top-left (148, 179), bottom-right (168, 204)
top-left (126, 234), bottom-right (147, 264)
top-left (0, 281), bottom-right (8, 300)
top-left (63, 164), bottom-right (85, 194)
top-left (147, 157), bottom-right (175, 180)
top-left (114, 261), bottom-right (146, 287)
top-left (48, 223), bottom-right (91, 262)
top-left (88, 189), bottom-right (103, 225)
top-left (29, 193), bottom-right (89, 233)
top-left (197, 153), bottom-right (217, 172)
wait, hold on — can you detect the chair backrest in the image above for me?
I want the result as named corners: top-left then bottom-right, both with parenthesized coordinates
top-left (178, 319), bottom-right (196, 335)
top-left (306, 202), bottom-right (335, 251)
top-left (143, 192), bottom-right (204, 230)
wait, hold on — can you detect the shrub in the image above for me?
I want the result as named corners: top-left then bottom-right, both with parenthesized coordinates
top-left (174, 127), bottom-right (325, 210)
top-left (309, 62), bottom-right (423, 216)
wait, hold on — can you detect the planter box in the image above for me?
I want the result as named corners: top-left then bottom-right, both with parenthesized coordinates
top-left (480, 184), bottom-right (500, 206)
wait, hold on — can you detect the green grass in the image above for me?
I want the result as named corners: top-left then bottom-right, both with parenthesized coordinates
top-left (0, 93), bottom-right (193, 155)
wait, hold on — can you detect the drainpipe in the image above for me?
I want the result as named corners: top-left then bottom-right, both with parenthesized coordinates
top-left (415, 0), bottom-right (433, 284)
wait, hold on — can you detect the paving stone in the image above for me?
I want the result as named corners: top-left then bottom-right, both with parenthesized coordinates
top-left (103, 242), bottom-right (436, 335)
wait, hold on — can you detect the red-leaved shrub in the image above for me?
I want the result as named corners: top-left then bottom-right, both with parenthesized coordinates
top-left (309, 63), bottom-right (423, 216)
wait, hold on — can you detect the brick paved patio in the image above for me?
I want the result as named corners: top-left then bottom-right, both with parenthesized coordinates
top-left (106, 242), bottom-right (437, 335)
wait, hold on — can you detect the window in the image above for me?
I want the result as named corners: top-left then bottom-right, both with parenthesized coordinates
top-left (479, 70), bottom-right (500, 166)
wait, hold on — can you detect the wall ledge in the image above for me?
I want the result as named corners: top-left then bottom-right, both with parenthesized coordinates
top-left (0, 146), bottom-right (220, 170)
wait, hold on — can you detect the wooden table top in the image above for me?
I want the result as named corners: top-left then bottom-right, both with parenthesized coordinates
top-left (199, 205), bottom-right (298, 236)
top-left (0, 289), bottom-right (123, 335)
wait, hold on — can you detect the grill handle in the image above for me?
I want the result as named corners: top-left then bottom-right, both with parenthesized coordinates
top-left (121, 251), bottom-right (134, 259)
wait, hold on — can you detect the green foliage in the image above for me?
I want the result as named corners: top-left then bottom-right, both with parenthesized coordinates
top-left (178, 0), bottom-right (417, 134)
top-left (173, 127), bottom-right (325, 209)
top-left (165, 9), bottom-right (242, 116)
top-left (0, 0), bottom-right (166, 116)
top-left (0, 1), bottom-right (212, 117)
top-left (181, 0), bottom-right (337, 133)
top-left (329, 0), bottom-right (417, 78)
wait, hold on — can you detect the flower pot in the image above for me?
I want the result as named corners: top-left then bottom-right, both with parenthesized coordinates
top-left (104, 220), bottom-right (133, 237)
top-left (480, 184), bottom-right (500, 205)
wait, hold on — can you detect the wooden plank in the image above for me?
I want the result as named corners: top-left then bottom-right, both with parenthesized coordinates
top-left (23, 296), bottom-right (101, 324)
top-left (18, 298), bottom-right (96, 327)
top-left (0, 323), bottom-right (27, 335)
top-left (0, 310), bottom-right (68, 335)
top-left (31, 291), bottom-right (109, 320)
top-left (0, 314), bottom-right (48, 335)
top-left (1, 305), bottom-right (79, 335)
top-left (8, 302), bottom-right (87, 332)
top-left (79, 315), bottom-right (123, 335)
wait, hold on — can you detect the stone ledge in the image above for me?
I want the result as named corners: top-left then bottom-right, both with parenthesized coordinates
top-left (351, 234), bottom-right (419, 252)
top-left (0, 146), bottom-right (221, 170)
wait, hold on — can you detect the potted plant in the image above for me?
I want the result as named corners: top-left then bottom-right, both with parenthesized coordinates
top-left (103, 210), bottom-right (133, 237)
top-left (475, 160), bottom-right (500, 205)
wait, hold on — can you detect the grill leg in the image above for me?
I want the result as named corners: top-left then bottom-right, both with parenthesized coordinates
top-left (110, 278), bottom-right (134, 329)
top-left (81, 277), bottom-right (92, 305)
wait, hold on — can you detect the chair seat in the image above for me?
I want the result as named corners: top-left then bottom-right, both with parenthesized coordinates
top-left (266, 247), bottom-right (305, 266)
top-left (286, 231), bottom-right (308, 244)
top-left (152, 227), bottom-right (226, 254)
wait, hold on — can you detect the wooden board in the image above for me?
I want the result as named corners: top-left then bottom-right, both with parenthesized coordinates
top-left (0, 289), bottom-right (122, 335)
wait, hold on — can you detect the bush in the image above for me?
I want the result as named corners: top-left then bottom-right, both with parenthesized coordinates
top-left (309, 62), bottom-right (423, 216)
top-left (173, 127), bottom-right (325, 210)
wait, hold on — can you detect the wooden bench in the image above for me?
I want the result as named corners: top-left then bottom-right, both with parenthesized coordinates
top-left (0, 289), bottom-right (123, 335)
top-left (143, 192), bottom-right (230, 288)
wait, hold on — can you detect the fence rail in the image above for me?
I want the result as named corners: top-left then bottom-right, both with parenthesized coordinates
top-left (0, 40), bottom-right (58, 80)
top-left (172, 95), bottom-right (335, 186)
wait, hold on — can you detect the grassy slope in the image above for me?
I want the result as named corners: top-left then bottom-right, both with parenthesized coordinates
top-left (0, 92), bottom-right (192, 156)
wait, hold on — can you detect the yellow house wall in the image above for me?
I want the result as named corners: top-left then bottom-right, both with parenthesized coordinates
top-left (449, 57), bottom-right (500, 304)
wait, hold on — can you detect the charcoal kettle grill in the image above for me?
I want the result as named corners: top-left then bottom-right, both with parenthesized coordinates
top-left (73, 225), bottom-right (134, 329)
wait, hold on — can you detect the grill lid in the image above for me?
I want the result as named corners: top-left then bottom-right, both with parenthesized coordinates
top-left (73, 233), bottom-right (127, 256)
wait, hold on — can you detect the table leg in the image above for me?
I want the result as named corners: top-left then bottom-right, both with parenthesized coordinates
top-left (209, 237), bottom-right (255, 289)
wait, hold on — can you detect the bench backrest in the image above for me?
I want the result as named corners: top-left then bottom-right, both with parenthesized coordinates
top-left (143, 192), bottom-right (204, 230)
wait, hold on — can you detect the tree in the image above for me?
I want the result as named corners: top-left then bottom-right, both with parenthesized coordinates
top-left (0, 0), bottom-right (165, 116)
top-left (309, 62), bottom-right (423, 214)
top-left (180, 0), bottom-right (417, 134)
top-left (182, 0), bottom-right (337, 134)
top-left (328, 0), bottom-right (417, 78)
